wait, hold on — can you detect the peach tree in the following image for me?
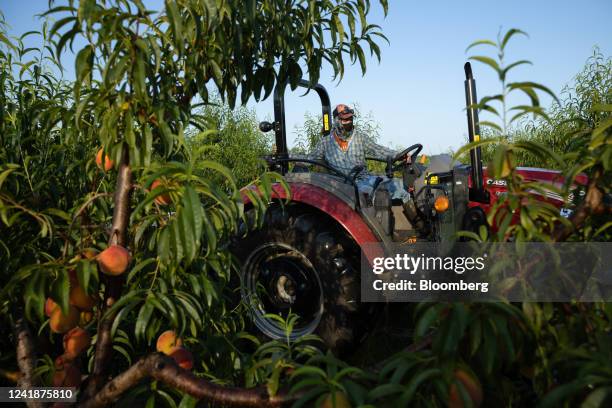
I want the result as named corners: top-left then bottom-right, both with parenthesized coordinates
top-left (0, 0), bottom-right (389, 406)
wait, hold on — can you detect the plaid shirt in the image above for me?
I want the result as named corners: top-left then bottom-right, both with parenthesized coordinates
top-left (293, 129), bottom-right (397, 179)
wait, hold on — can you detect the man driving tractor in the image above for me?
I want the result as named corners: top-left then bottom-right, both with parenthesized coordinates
top-left (294, 103), bottom-right (424, 230)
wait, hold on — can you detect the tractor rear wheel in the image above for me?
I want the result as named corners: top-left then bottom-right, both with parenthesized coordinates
top-left (231, 203), bottom-right (369, 353)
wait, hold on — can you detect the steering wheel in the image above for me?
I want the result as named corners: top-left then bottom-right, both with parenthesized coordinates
top-left (391, 143), bottom-right (423, 172)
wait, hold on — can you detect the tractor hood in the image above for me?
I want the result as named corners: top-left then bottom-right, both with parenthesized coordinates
top-left (478, 167), bottom-right (588, 209)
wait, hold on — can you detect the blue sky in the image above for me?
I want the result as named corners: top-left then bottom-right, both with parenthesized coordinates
top-left (2, 0), bottom-right (610, 154)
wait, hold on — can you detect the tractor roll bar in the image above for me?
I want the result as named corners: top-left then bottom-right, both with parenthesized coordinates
top-left (273, 79), bottom-right (332, 174)
top-left (464, 62), bottom-right (490, 204)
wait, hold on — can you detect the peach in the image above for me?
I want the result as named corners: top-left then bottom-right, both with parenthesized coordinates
top-left (168, 347), bottom-right (193, 370)
top-left (319, 391), bottom-right (351, 408)
top-left (69, 285), bottom-right (96, 311)
top-left (97, 245), bottom-right (130, 276)
top-left (448, 368), bottom-right (483, 408)
top-left (49, 305), bottom-right (80, 334)
top-left (63, 327), bottom-right (91, 359)
top-left (52, 356), bottom-right (81, 388)
top-left (95, 148), bottom-right (114, 171)
top-left (151, 179), bottom-right (172, 206)
top-left (45, 298), bottom-right (58, 317)
top-left (156, 330), bottom-right (183, 355)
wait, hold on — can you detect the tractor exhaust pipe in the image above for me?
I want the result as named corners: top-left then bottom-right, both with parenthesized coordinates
top-left (464, 62), bottom-right (490, 204)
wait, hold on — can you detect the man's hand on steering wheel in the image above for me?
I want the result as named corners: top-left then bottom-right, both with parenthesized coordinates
top-left (391, 144), bottom-right (422, 172)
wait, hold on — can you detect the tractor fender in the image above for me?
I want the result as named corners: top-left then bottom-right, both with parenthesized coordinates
top-left (241, 181), bottom-right (384, 264)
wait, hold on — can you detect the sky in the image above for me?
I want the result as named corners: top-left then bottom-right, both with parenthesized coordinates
top-left (2, 0), bottom-right (611, 154)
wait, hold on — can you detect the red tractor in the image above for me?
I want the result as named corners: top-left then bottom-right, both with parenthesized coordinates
top-left (231, 63), bottom-right (582, 351)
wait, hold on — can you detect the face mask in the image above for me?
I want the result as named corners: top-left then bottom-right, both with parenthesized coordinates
top-left (333, 117), bottom-right (353, 140)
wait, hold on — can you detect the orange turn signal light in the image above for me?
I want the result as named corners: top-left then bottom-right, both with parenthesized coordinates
top-left (434, 196), bottom-right (449, 212)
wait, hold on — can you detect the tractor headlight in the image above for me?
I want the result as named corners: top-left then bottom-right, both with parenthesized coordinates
top-left (434, 195), bottom-right (449, 213)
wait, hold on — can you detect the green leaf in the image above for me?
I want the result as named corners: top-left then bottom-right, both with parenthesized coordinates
top-left (398, 368), bottom-right (442, 405)
top-left (500, 28), bottom-right (528, 51)
top-left (170, 217), bottom-right (184, 261)
top-left (465, 39), bottom-right (497, 53)
top-left (166, 0), bottom-right (184, 49)
top-left (538, 378), bottom-right (591, 408)
top-left (469, 318), bottom-right (483, 356)
top-left (291, 366), bottom-right (328, 380)
top-left (157, 226), bottom-right (171, 263)
top-left (453, 138), bottom-right (504, 160)
top-left (479, 120), bottom-right (503, 133)
top-left (178, 203), bottom-right (196, 262)
top-left (415, 304), bottom-right (440, 339)
top-left (133, 53), bottom-right (147, 98)
top-left (482, 319), bottom-right (497, 374)
top-left (77, 0), bottom-right (96, 24)
top-left (581, 386), bottom-right (612, 408)
top-left (501, 60), bottom-right (532, 80)
top-left (509, 105), bottom-right (550, 123)
top-left (355, 43), bottom-right (366, 75)
top-left (469, 56), bottom-right (502, 76)
top-left (512, 140), bottom-right (565, 166)
top-left (113, 344), bottom-right (133, 366)
top-left (0, 166), bottom-right (18, 190)
top-left (507, 81), bottom-right (560, 105)
top-left (127, 258), bottom-right (156, 283)
top-left (51, 270), bottom-right (70, 315)
top-left (178, 394), bottom-right (198, 408)
top-left (135, 300), bottom-right (155, 342)
top-left (368, 383), bottom-right (404, 400)
top-left (592, 117), bottom-right (612, 139)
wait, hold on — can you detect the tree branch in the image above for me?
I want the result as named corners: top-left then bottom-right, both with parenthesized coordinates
top-left (79, 353), bottom-right (294, 408)
top-left (14, 317), bottom-right (44, 408)
top-left (83, 146), bottom-right (132, 399)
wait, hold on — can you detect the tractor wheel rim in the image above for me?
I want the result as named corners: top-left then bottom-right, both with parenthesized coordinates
top-left (242, 242), bottom-right (324, 340)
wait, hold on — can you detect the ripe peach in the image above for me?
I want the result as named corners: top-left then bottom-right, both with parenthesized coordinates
top-left (151, 179), bottom-right (172, 206)
top-left (448, 368), bottom-right (483, 408)
top-left (156, 330), bottom-right (183, 355)
top-left (69, 285), bottom-right (96, 311)
top-left (95, 148), bottom-right (114, 171)
top-left (45, 298), bottom-right (58, 317)
top-left (63, 327), bottom-right (91, 359)
top-left (97, 245), bottom-right (130, 276)
top-left (52, 356), bottom-right (81, 387)
top-left (319, 391), bottom-right (352, 408)
top-left (168, 346), bottom-right (193, 370)
top-left (49, 305), bottom-right (80, 334)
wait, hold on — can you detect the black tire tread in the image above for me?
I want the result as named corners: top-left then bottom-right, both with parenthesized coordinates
top-left (231, 203), bottom-right (367, 352)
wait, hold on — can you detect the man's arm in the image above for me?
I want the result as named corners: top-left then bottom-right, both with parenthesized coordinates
top-left (290, 137), bottom-right (325, 162)
top-left (362, 133), bottom-right (397, 161)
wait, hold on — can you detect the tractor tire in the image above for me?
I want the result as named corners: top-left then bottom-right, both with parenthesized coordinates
top-left (231, 203), bottom-right (370, 353)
